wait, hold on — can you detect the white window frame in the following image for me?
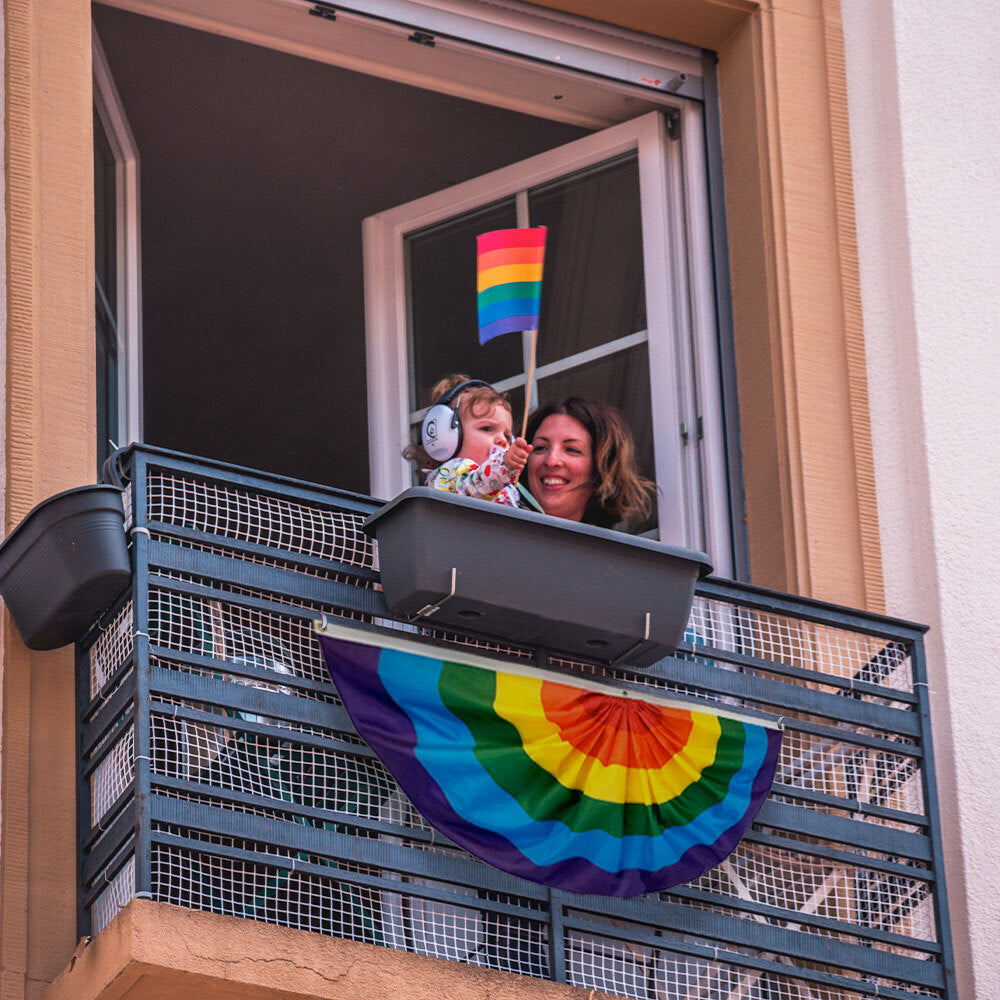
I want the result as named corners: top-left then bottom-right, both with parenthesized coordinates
top-left (93, 25), bottom-right (143, 447)
top-left (97, 0), bottom-right (703, 129)
top-left (363, 106), bottom-right (732, 574)
top-left (93, 0), bottom-right (733, 574)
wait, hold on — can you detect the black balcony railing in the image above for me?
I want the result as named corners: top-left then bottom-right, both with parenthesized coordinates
top-left (77, 445), bottom-right (955, 1000)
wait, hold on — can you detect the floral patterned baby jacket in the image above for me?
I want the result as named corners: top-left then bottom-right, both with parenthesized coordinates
top-left (426, 444), bottom-right (521, 506)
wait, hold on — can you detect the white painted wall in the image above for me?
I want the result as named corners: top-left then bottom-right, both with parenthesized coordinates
top-left (842, 2), bottom-right (1000, 996)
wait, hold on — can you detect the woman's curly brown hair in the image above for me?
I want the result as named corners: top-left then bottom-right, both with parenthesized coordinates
top-left (525, 396), bottom-right (655, 528)
top-left (404, 374), bottom-right (512, 472)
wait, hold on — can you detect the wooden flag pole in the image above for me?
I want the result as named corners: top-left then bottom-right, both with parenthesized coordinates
top-left (521, 328), bottom-right (538, 440)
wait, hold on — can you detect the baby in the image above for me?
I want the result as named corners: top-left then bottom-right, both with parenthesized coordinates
top-left (409, 374), bottom-right (531, 506)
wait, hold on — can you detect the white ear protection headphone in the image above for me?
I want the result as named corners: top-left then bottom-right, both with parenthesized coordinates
top-left (419, 379), bottom-right (491, 464)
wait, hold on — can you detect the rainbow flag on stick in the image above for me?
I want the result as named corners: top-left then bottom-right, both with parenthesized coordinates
top-left (477, 226), bottom-right (547, 344)
top-left (316, 620), bottom-right (782, 898)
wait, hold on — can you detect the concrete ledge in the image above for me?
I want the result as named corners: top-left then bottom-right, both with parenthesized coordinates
top-left (41, 900), bottom-right (613, 1000)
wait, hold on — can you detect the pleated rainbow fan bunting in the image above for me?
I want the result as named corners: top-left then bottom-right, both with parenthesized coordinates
top-left (317, 622), bottom-right (782, 898)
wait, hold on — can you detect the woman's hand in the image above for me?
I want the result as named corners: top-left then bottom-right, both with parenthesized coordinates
top-left (504, 437), bottom-right (532, 475)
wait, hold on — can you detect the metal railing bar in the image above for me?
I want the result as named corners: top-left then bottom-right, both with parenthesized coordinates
top-left (557, 915), bottom-right (926, 1000)
top-left (769, 781), bottom-right (929, 828)
top-left (911, 639), bottom-right (959, 998)
top-left (671, 640), bottom-right (918, 705)
top-left (81, 706), bottom-right (137, 778)
top-left (147, 699), bottom-right (367, 759)
top-left (744, 829), bottom-right (934, 883)
top-left (82, 802), bottom-right (139, 887)
top-left (81, 660), bottom-right (137, 732)
top-left (754, 800), bottom-right (931, 862)
top-left (149, 671), bottom-right (355, 737)
top-left (148, 829), bottom-right (550, 924)
top-left (148, 542), bottom-right (385, 616)
top-left (696, 579), bottom-right (928, 642)
top-left (143, 779), bottom-right (940, 971)
top-left (780, 716), bottom-right (922, 758)
top-left (135, 446), bottom-right (382, 513)
top-left (82, 782), bottom-right (137, 854)
top-left (663, 883), bottom-right (941, 954)
top-left (150, 796), bottom-right (550, 903)
top-left (150, 775), bottom-right (457, 849)
top-left (149, 644), bottom-right (339, 700)
top-left (76, 591), bottom-right (135, 656)
top-left (80, 836), bottom-right (137, 910)
top-left (657, 654), bottom-right (921, 736)
top-left (149, 639), bottom-right (777, 737)
top-left (147, 522), bottom-right (380, 583)
top-left (75, 642), bottom-right (95, 938)
top-left (559, 896), bottom-right (944, 988)
top-left (148, 572), bottom-right (386, 625)
top-left (546, 888), bottom-right (567, 982)
top-left (144, 569), bottom-right (919, 745)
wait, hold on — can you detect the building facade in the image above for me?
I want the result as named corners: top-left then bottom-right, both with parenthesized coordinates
top-left (0, 0), bottom-right (996, 998)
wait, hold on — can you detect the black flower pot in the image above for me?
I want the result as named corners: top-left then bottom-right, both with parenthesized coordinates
top-left (0, 485), bottom-right (131, 650)
top-left (365, 488), bottom-right (712, 667)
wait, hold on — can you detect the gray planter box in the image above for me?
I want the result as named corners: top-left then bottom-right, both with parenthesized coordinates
top-left (364, 488), bottom-right (711, 667)
top-left (0, 485), bottom-right (131, 650)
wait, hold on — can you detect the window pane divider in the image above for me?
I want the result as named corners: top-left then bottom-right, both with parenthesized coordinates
top-left (407, 329), bottom-right (649, 423)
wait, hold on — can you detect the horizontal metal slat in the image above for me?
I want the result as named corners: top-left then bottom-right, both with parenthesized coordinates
top-left (659, 653), bottom-right (921, 736)
top-left (150, 794), bottom-right (549, 903)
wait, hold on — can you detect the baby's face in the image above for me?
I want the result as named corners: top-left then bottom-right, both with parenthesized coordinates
top-left (460, 402), bottom-right (512, 467)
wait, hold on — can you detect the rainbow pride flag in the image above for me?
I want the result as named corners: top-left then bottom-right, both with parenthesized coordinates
top-left (317, 622), bottom-right (782, 898)
top-left (477, 226), bottom-right (546, 344)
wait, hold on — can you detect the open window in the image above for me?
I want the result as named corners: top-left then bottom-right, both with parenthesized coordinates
top-left (93, 24), bottom-right (142, 474)
top-left (92, 0), bottom-right (737, 574)
top-left (365, 107), bottom-right (730, 565)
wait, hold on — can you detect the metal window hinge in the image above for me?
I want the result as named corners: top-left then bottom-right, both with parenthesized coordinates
top-left (680, 417), bottom-right (704, 443)
top-left (409, 30), bottom-right (435, 46)
top-left (665, 110), bottom-right (681, 141)
top-left (308, 2), bottom-right (337, 20)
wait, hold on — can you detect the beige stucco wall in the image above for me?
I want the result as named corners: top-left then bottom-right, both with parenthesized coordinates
top-left (546, 0), bottom-right (884, 611)
top-left (1, 2), bottom-right (96, 998)
top-left (842, 1), bottom-right (1000, 997)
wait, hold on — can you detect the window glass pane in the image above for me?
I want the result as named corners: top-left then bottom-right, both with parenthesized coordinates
top-left (529, 155), bottom-right (645, 366)
top-left (407, 200), bottom-right (521, 411)
top-left (94, 108), bottom-right (118, 313)
top-left (96, 303), bottom-right (118, 474)
top-left (537, 345), bottom-right (655, 532)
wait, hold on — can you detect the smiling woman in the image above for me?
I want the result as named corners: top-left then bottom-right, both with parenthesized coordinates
top-left (525, 397), bottom-right (655, 529)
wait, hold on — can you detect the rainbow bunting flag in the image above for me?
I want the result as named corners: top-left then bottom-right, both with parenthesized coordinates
top-left (316, 622), bottom-right (782, 898)
top-left (477, 226), bottom-right (547, 344)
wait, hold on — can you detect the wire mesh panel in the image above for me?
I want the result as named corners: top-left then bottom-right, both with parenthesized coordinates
top-left (686, 840), bottom-right (936, 946)
top-left (75, 447), bottom-right (953, 1000)
top-left (145, 468), bottom-right (375, 571)
top-left (688, 596), bottom-right (915, 695)
top-left (88, 599), bottom-right (134, 699)
top-left (565, 927), bottom-right (943, 1000)
top-left (91, 855), bottom-right (135, 936)
top-left (148, 830), bottom-right (550, 977)
top-left (91, 724), bottom-right (135, 827)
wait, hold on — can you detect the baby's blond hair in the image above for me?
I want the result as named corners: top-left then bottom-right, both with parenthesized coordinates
top-left (404, 374), bottom-right (511, 470)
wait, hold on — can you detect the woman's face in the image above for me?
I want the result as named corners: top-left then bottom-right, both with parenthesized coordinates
top-left (526, 413), bottom-right (595, 521)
